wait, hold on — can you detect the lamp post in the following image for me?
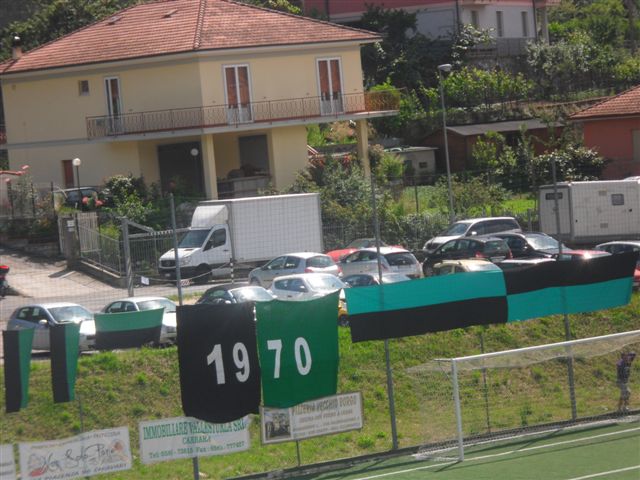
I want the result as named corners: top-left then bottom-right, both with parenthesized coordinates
top-left (438, 63), bottom-right (455, 223)
top-left (72, 157), bottom-right (82, 208)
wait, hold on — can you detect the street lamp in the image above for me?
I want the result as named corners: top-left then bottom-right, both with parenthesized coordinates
top-left (437, 63), bottom-right (455, 223)
top-left (72, 157), bottom-right (82, 208)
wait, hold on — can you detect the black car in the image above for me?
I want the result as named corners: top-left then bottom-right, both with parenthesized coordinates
top-left (422, 236), bottom-right (512, 276)
top-left (196, 283), bottom-right (274, 305)
top-left (492, 232), bottom-right (567, 258)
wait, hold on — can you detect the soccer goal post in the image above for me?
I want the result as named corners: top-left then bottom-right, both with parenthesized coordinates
top-left (409, 330), bottom-right (640, 461)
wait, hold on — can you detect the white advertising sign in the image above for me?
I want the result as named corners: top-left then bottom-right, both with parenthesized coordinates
top-left (18, 427), bottom-right (131, 480)
top-left (261, 392), bottom-right (363, 444)
top-left (139, 416), bottom-right (250, 464)
top-left (0, 444), bottom-right (16, 480)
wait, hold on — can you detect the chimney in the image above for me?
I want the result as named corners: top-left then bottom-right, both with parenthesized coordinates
top-left (11, 35), bottom-right (22, 60)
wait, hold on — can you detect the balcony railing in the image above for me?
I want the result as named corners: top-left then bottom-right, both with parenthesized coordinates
top-left (86, 90), bottom-right (399, 139)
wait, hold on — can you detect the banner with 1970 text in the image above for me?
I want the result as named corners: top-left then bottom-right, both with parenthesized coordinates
top-left (139, 416), bottom-right (250, 464)
top-left (18, 427), bottom-right (131, 480)
top-left (261, 392), bottom-right (363, 444)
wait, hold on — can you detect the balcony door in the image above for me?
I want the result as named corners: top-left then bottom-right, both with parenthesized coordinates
top-left (224, 65), bottom-right (252, 124)
top-left (104, 77), bottom-right (123, 133)
top-left (317, 58), bottom-right (343, 115)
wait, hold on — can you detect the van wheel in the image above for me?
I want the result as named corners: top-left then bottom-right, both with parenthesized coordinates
top-left (194, 265), bottom-right (211, 284)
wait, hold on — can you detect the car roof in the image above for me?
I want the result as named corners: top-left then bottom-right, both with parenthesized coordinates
top-left (457, 235), bottom-right (508, 243)
top-left (500, 258), bottom-right (555, 264)
top-left (108, 296), bottom-right (172, 303)
top-left (595, 241), bottom-right (640, 247)
top-left (204, 282), bottom-right (250, 292)
top-left (358, 247), bottom-right (410, 254)
top-left (453, 216), bottom-right (518, 225)
top-left (272, 272), bottom-right (340, 282)
top-left (283, 252), bottom-right (329, 259)
top-left (435, 259), bottom-right (501, 270)
top-left (19, 302), bottom-right (86, 309)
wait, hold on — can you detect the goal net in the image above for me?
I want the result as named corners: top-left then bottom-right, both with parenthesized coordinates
top-left (408, 330), bottom-right (640, 461)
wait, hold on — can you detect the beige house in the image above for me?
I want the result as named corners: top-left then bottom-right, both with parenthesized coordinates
top-left (0, 0), bottom-right (398, 199)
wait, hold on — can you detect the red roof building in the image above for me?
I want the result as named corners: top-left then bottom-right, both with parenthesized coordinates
top-left (569, 86), bottom-right (640, 180)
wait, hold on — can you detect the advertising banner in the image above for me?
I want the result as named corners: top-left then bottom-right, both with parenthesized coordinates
top-left (0, 444), bottom-right (16, 480)
top-left (18, 427), bottom-right (131, 480)
top-left (261, 392), bottom-right (363, 444)
top-left (139, 416), bottom-right (250, 464)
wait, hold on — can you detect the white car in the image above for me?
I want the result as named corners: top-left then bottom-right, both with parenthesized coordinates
top-left (269, 273), bottom-right (346, 301)
top-left (339, 247), bottom-right (423, 279)
top-left (7, 302), bottom-right (96, 351)
top-left (102, 296), bottom-right (177, 345)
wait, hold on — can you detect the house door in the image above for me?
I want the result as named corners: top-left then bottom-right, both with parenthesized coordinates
top-left (317, 58), bottom-right (343, 115)
top-left (239, 135), bottom-right (269, 175)
top-left (105, 77), bottom-right (123, 133)
top-left (62, 160), bottom-right (74, 188)
top-left (224, 65), bottom-right (252, 124)
top-left (158, 142), bottom-right (205, 197)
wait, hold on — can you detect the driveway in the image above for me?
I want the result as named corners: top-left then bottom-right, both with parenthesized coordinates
top-left (0, 246), bottom-right (218, 360)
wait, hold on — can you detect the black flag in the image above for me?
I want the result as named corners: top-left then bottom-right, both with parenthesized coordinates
top-left (50, 323), bottom-right (80, 403)
top-left (177, 303), bottom-right (261, 423)
top-left (3, 329), bottom-right (34, 413)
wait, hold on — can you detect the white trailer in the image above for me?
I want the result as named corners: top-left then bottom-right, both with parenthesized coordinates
top-left (539, 179), bottom-right (640, 244)
top-left (159, 193), bottom-right (323, 282)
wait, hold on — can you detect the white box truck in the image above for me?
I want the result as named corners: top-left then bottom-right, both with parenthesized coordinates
top-left (159, 193), bottom-right (323, 282)
top-left (539, 179), bottom-right (640, 244)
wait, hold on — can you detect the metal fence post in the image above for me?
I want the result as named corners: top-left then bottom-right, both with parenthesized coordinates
top-left (452, 359), bottom-right (464, 461)
top-left (170, 194), bottom-right (184, 306)
top-left (121, 218), bottom-right (134, 297)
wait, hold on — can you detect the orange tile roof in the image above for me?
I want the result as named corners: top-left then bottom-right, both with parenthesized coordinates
top-left (570, 85), bottom-right (640, 120)
top-left (0, 0), bottom-right (380, 75)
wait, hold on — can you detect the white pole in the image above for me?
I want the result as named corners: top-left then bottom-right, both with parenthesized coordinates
top-left (451, 359), bottom-right (464, 461)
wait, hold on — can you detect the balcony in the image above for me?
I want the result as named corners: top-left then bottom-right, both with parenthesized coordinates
top-left (86, 90), bottom-right (399, 140)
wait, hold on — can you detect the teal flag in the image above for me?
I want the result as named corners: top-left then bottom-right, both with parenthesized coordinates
top-left (256, 293), bottom-right (339, 408)
top-left (94, 308), bottom-right (163, 349)
top-left (3, 329), bottom-right (34, 412)
top-left (50, 323), bottom-right (80, 403)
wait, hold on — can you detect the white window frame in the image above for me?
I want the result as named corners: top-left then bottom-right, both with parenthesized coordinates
top-left (316, 57), bottom-right (345, 116)
top-left (104, 76), bottom-right (123, 134)
top-left (222, 64), bottom-right (253, 124)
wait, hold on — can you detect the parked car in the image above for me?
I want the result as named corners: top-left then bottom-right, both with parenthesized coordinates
top-left (196, 282), bottom-right (275, 305)
top-left (268, 273), bottom-right (346, 301)
top-left (52, 186), bottom-right (109, 211)
top-left (594, 241), bottom-right (640, 288)
top-left (422, 236), bottom-right (512, 276)
top-left (101, 296), bottom-right (177, 345)
top-left (326, 238), bottom-right (400, 262)
top-left (248, 252), bottom-right (340, 288)
top-left (7, 302), bottom-right (96, 351)
top-left (342, 272), bottom-right (411, 287)
top-left (498, 258), bottom-right (556, 271)
top-left (556, 250), bottom-right (611, 261)
top-left (432, 259), bottom-right (502, 276)
top-left (340, 247), bottom-right (423, 279)
top-left (492, 231), bottom-right (568, 258)
top-left (423, 217), bottom-right (521, 253)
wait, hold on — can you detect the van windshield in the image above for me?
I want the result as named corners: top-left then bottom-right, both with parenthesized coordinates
top-left (441, 223), bottom-right (469, 236)
top-left (179, 230), bottom-right (209, 248)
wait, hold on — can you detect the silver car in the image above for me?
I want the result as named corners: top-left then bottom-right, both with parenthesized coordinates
top-left (249, 252), bottom-right (340, 288)
top-left (340, 247), bottom-right (423, 279)
top-left (101, 296), bottom-right (177, 345)
top-left (6, 302), bottom-right (96, 351)
top-left (269, 273), bottom-right (346, 301)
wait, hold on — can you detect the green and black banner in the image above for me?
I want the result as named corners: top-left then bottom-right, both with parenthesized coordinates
top-left (94, 308), bottom-right (163, 350)
top-left (348, 252), bottom-right (638, 343)
top-left (3, 329), bottom-right (34, 413)
top-left (50, 323), bottom-right (80, 403)
top-left (257, 293), bottom-right (340, 408)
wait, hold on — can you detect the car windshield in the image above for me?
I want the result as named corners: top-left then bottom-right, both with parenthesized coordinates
top-left (468, 263), bottom-right (500, 272)
top-left (137, 299), bottom-right (176, 312)
top-left (231, 287), bottom-right (274, 302)
top-left (307, 276), bottom-right (346, 291)
top-left (385, 252), bottom-right (416, 266)
top-left (441, 223), bottom-right (470, 236)
top-left (484, 241), bottom-right (509, 254)
top-left (382, 274), bottom-right (411, 283)
top-left (179, 229), bottom-right (209, 248)
top-left (527, 235), bottom-right (560, 250)
top-left (49, 305), bottom-right (93, 323)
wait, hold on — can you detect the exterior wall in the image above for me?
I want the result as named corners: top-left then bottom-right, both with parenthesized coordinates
top-left (2, 59), bottom-right (202, 144)
top-left (8, 142), bottom-right (142, 187)
top-left (461, 5), bottom-right (536, 39)
top-left (582, 118), bottom-right (640, 180)
top-left (269, 125), bottom-right (309, 189)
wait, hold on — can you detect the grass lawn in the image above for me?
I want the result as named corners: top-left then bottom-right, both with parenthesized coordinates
top-left (1, 293), bottom-right (638, 479)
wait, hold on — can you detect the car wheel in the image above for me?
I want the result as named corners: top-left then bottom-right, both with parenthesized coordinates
top-left (194, 265), bottom-right (211, 285)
